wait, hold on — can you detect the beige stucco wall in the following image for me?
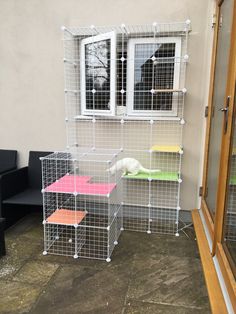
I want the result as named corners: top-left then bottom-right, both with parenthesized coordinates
top-left (0, 0), bottom-right (215, 211)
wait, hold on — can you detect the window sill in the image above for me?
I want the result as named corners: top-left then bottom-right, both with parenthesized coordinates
top-left (74, 115), bottom-right (182, 122)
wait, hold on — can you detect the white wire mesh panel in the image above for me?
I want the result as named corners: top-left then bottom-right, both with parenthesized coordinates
top-left (150, 207), bottom-right (178, 235)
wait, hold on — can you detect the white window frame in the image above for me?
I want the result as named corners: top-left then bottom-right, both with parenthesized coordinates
top-left (80, 31), bottom-right (116, 116)
top-left (126, 37), bottom-right (181, 117)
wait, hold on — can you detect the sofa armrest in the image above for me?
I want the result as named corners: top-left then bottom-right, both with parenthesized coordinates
top-left (0, 167), bottom-right (28, 200)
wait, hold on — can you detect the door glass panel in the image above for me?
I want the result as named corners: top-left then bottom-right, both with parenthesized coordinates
top-left (223, 86), bottom-right (236, 279)
top-left (205, 0), bottom-right (234, 219)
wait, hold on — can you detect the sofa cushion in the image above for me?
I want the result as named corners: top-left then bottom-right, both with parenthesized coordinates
top-left (3, 188), bottom-right (43, 206)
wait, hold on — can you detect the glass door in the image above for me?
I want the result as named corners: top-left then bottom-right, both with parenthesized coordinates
top-left (222, 86), bottom-right (236, 279)
top-left (204, 0), bottom-right (234, 220)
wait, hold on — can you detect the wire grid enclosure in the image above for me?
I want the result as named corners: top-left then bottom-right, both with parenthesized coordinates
top-left (41, 150), bottom-right (123, 260)
top-left (61, 21), bottom-right (189, 236)
top-left (41, 21), bottom-right (190, 261)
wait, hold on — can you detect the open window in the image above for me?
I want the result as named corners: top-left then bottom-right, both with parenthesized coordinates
top-left (80, 31), bottom-right (116, 116)
top-left (126, 37), bottom-right (181, 116)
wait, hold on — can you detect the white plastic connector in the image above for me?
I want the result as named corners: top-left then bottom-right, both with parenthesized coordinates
top-left (61, 25), bottom-right (66, 31)
top-left (147, 230), bottom-right (151, 234)
top-left (150, 119), bottom-right (154, 125)
top-left (149, 219), bottom-right (153, 222)
top-left (150, 89), bottom-right (155, 94)
top-left (43, 251), bottom-right (48, 255)
top-left (180, 119), bottom-right (185, 125)
top-left (92, 89), bottom-right (96, 94)
top-left (148, 177), bottom-right (152, 182)
top-left (41, 189), bottom-right (45, 193)
top-left (175, 232), bottom-right (180, 237)
top-left (55, 235), bottom-right (59, 240)
top-left (106, 257), bottom-right (111, 263)
top-left (120, 227), bottom-right (124, 231)
top-left (92, 118), bottom-right (96, 123)
top-left (120, 89), bottom-right (125, 94)
top-left (182, 88), bottom-right (187, 94)
top-left (114, 241), bottom-right (118, 245)
top-left (73, 254), bottom-right (78, 259)
top-left (148, 203), bottom-right (151, 208)
top-left (120, 57), bottom-right (125, 62)
top-left (152, 22), bottom-right (157, 27)
top-left (184, 54), bottom-right (189, 61)
top-left (90, 24), bottom-right (95, 29)
top-left (42, 220), bottom-right (46, 225)
top-left (107, 226), bottom-right (110, 231)
top-left (179, 149), bottom-right (184, 155)
top-left (74, 223), bottom-right (78, 228)
top-left (68, 238), bottom-right (73, 243)
top-left (178, 178), bottom-right (183, 183)
top-left (120, 119), bottom-right (125, 124)
top-left (185, 19), bottom-right (191, 25)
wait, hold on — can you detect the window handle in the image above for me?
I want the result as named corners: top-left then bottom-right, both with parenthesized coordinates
top-left (219, 96), bottom-right (230, 134)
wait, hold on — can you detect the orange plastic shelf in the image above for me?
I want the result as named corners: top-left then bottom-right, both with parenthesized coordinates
top-left (46, 209), bottom-right (86, 225)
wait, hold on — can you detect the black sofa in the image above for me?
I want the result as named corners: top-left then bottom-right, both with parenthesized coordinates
top-left (0, 149), bottom-right (17, 256)
top-left (0, 149), bottom-right (17, 175)
top-left (0, 151), bottom-right (52, 228)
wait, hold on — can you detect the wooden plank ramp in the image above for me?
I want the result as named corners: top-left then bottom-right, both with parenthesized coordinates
top-left (191, 209), bottom-right (228, 314)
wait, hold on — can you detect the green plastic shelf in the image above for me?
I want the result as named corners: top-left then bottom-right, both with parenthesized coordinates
top-left (123, 171), bottom-right (180, 182)
top-left (230, 176), bottom-right (236, 185)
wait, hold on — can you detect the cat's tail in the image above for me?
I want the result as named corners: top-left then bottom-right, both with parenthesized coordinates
top-left (140, 166), bottom-right (161, 173)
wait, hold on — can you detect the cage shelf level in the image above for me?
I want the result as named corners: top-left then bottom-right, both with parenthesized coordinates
top-left (123, 171), bottom-right (180, 182)
top-left (41, 21), bottom-right (190, 260)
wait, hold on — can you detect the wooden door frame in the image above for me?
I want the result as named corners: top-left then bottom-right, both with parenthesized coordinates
top-left (213, 0), bottom-right (236, 254)
top-left (201, 0), bottom-right (236, 244)
top-left (200, 0), bottom-right (236, 309)
top-left (201, 0), bottom-right (221, 240)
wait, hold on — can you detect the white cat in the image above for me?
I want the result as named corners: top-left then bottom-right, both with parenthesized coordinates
top-left (107, 158), bottom-right (161, 176)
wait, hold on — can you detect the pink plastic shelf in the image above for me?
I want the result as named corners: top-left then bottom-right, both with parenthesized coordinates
top-left (78, 183), bottom-right (116, 195)
top-left (45, 175), bottom-right (91, 193)
top-left (46, 209), bottom-right (86, 225)
top-left (45, 175), bottom-right (116, 195)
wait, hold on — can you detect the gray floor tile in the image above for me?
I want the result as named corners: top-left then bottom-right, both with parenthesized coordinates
top-left (0, 236), bottom-right (41, 280)
top-left (0, 280), bottom-right (42, 314)
top-left (127, 253), bottom-right (210, 310)
top-left (31, 264), bottom-right (129, 314)
top-left (13, 260), bottom-right (59, 286)
top-left (123, 300), bottom-right (210, 314)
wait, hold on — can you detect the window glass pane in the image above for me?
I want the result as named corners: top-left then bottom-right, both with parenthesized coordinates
top-left (85, 39), bottom-right (111, 110)
top-left (133, 43), bottom-right (175, 111)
